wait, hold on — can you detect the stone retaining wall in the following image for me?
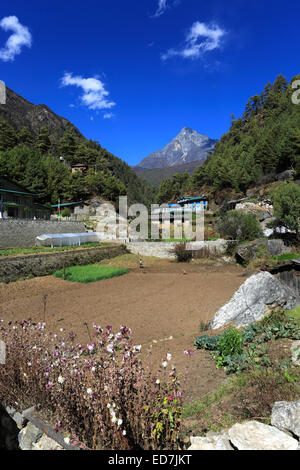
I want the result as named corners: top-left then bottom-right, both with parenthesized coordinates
top-left (0, 244), bottom-right (127, 283)
top-left (0, 220), bottom-right (86, 249)
top-left (127, 240), bottom-right (229, 259)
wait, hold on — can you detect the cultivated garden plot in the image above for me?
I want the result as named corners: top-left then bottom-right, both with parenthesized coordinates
top-left (1, 255), bottom-right (299, 449)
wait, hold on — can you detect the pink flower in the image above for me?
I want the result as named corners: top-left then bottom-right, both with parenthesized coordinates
top-left (184, 349), bottom-right (194, 357)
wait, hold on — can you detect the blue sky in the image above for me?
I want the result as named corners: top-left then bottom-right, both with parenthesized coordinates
top-left (0, 0), bottom-right (299, 165)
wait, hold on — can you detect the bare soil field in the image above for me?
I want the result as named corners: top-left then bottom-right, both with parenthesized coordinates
top-left (0, 256), bottom-right (253, 403)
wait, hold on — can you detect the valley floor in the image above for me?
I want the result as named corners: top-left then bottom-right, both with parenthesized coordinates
top-left (0, 255), bottom-right (252, 404)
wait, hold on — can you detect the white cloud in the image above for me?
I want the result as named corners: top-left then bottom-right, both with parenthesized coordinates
top-left (61, 73), bottom-right (116, 112)
top-left (153, 0), bottom-right (168, 17)
top-left (152, 1), bottom-right (180, 18)
top-left (161, 21), bottom-right (226, 60)
top-left (103, 112), bottom-right (115, 119)
top-left (0, 16), bottom-right (32, 62)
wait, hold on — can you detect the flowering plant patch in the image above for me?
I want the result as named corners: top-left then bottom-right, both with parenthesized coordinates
top-left (0, 319), bottom-right (184, 450)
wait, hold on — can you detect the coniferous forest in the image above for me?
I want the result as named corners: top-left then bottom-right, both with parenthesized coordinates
top-left (0, 116), bottom-right (156, 207)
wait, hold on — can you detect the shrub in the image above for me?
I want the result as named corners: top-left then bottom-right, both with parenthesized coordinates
top-left (217, 210), bottom-right (263, 241)
top-left (173, 243), bottom-right (193, 263)
top-left (61, 208), bottom-right (71, 218)
top-left (216, 328), bottom-right (244, 365)
top-left (0, 321), bottom-right (184, 450)
top-left (270, 182), bottom-right (300, 236)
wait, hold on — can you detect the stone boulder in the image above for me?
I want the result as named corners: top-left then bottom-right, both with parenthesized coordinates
top-left (188, 432), bottom-right (233, 450)
top-left (18, 422), bottom-right (43, 450)
top-left (210, 272), bottom-right (299, 329)
top-left (228, 421), bottom-right (298, 450)
top-left (235, 240), bottom-right (267, 265)
top-left (267, 239), bottom-right (291, 256)
top-left (271, 400), bottom-right (300, 438)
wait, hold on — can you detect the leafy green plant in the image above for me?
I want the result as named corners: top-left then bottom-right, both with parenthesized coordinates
top-left (216, 328), bottom-right (244, 363)
top-left (194, 334), bottom-right (222, 351)
top-left (195, 310), bottom-right (300, 375)
top-left (54, 265), bottom-right (130, 283)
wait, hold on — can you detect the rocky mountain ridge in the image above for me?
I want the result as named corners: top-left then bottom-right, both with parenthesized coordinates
top-left (135, 127), bottom-right (217, 170)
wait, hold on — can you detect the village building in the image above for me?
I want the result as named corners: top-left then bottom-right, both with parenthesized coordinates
top-left (0, 177), bottom-right (51, 220)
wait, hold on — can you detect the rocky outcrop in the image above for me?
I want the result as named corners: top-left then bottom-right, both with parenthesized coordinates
top-left (188, 400), bottom-right (300, 451)
top-left (0, 87), bottom-right (83, 141)
top-left (271, 400), bottom-right (300, 438)
top-left (227, 421), bottom-right (298, 450)
top-left (209, 272), bottom-right (299, 329)
top-left (235, 239), bottom-right (291, 265)
top-left (235, 239), bottom-right (267, 265)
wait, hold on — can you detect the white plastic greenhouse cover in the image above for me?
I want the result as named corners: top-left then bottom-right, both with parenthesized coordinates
top-left (35, 232), bottom-right (101, 247)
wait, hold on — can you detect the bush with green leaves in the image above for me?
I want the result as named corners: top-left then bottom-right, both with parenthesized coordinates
top-left (215, 328), bottom-right (244, 367)
top-left (270, 182), bottom-right (300, 236)
top-left (216, 210), bottom-right (263, 241)
top-left (61, 208), bottom-right (71, 218)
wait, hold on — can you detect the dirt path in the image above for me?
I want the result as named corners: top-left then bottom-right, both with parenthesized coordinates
top-left (0, 259), bottom-right (252, 403)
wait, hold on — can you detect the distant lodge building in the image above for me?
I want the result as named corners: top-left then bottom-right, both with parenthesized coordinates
top-left (71, 163), bottom-right (87, 174)
top-left (0, 177), bottom-right (51, 220)
top-left (151, 196), bottom-right (209, 221)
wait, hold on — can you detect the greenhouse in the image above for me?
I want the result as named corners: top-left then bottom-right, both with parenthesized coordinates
top-left (35, 232), bottom-right (101, 247)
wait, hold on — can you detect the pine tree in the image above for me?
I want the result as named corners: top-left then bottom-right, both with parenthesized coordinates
top-left (0, 120), bottom-right (17, 150)
top-left (18, 127), bottom-right (33, 146)
top-left (36, 126), bottom-right (51, 153)
top-left (58, 130), bottom-right (78, 162)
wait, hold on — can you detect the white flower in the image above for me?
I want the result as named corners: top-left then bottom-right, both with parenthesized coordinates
top-left (117, 419), bottom-right (123, 426)
top-left (64, 437), bottom-right (70, 445)
top-left (122, 430), bottom-right (126, 436)
top-left (156, 379), bottom-right (160, 384)
top-left (58, 375), bottom-right (65, 384)
top-left (87, 388), bottom-right (93, 395)
top-left (91, 367), bottom-right (96, 372)
top-left (107, 403), bottom-right (111, 409)
top-left (162, 361), bottom-right (168, 368)
top-left (111, 416), bottom-right (117, 424)
top-left (166, 353), bottom-right (172, 361)
top-left (134, 345), bottom-right (142, 352)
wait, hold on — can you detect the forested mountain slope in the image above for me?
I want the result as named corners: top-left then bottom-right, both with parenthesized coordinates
top-left (0, 88), bottom-right (155, 206)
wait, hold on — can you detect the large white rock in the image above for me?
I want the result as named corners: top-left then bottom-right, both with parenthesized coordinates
top-left (188, 433), bottom-right (233, 450)
top-left (210, 271), bottom-right (298, 329)
top-left (271, 400), bottom-right (300, 439)
top-left (228, 421), bottom-right (299, 450)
